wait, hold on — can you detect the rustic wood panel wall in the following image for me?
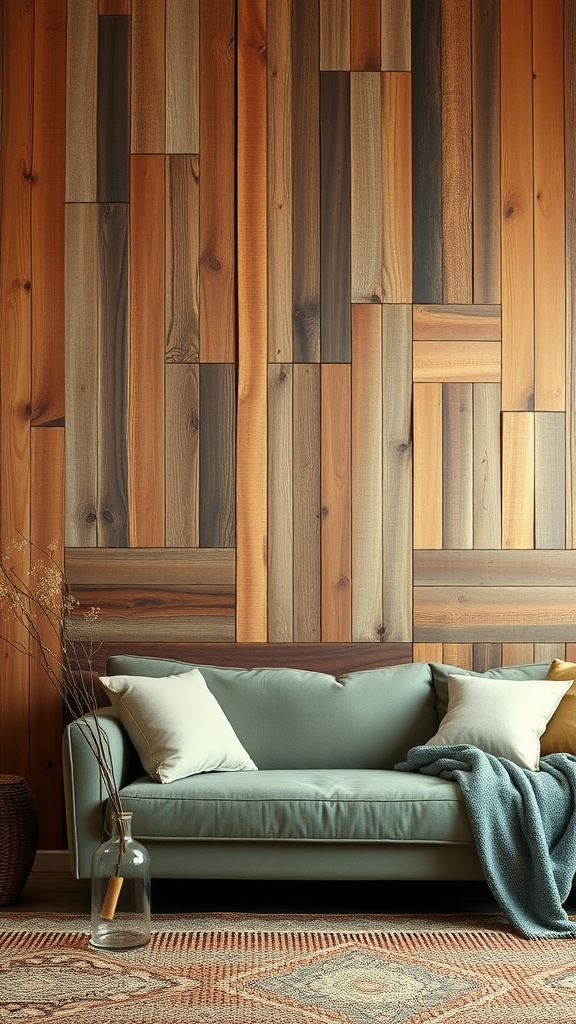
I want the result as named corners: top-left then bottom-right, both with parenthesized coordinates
top-left (0, 0), bottom-right (574, 846)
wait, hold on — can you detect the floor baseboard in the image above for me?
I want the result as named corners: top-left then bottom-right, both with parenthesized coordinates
top-left (32, 850), bottom-right (71, 872)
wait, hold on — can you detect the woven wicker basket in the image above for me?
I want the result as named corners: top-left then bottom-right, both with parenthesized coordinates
top-left (0, 774), bottom-right (38, 905)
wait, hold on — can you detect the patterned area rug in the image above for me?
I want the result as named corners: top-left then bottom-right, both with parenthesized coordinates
top-left (2, 914), bottom-right (576, 1023)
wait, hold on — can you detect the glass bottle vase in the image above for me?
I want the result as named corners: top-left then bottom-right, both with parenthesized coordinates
top-left (90, 811), bottom-right (151, 950)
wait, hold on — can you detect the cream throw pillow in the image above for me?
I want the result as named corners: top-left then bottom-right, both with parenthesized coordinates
top-left (100, 667), bottom-right (258, 783)
top-left (425, 673), bottom-right (572, 771)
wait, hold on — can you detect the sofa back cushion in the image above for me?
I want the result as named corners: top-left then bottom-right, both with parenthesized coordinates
top-left (105, 656), bottom-right (436, 770)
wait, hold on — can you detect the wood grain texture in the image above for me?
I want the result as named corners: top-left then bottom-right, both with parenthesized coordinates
top-left (535, 643), bottom-right (564, 662)
top-left (165, 363), bottom-right (199, 547)
top-left (199, 364), bottom-right (235, 547)
top-left (412, 643), bottom-right (443, 663)
top-left (268, 0), bottom-right (293, 361)
top-left (500, 0), bottom-right (534, 410)
top-left (292, 0), bottom-right (320, 360)
top-left (472, 0), bottom-right (500, 302)
top-left (65, 204), bottom-right (98, 547)
top-left (473, 382), bottom-right (501, 548)
top-left (99, 0), bottom-right (131, 11)
top-left (352, 305), bottom-right (383, 641)
top-left (442, 383), bottom-right (473, 548)
top-left (381, 0), bottom-right (410, 70)
top-left (382, 305), bottom-right (413, 640)
top-left (351, 0), bottom-right (380, 70)
top-left (293, 363), bottom-right (321, 641)
top-left (414, 549), bottom-right (576, 586)
top-left (320, 0), bottom-right (350, 70)
top-left (533, 0), bottom-right (565, 411)
top-left (97, 15), bottom-right (129, 203)
top-left (502, 412), bottom-right (534, 549)
top-left (267, 364), bottom-right (294, 641)
top-left (237, 0), bottom-right (267, 639)
top-left (441, 0), bottom-right (472, 304)
top-left (413, 341), bottom-right (501, 382)
top-left (321, 364), bottom-right (352, 641)
top-left (351, 72), bottom-right (383, 303)
top-left (443, 643), bottom-right (473, 670)
top-left (66, 546), bottom-right (235, 586)
top-left (166, 0), bottom-right (199, 153)
top-left (65, 0), bottom-right (97, 201)
top-left (534, 412), bottom-right (565, 549)
top-left (415, 586), bottom-right (576, 642)
top-left (411, 0), bottom-right (442, 302)
top-left (413, 303), bottom-right (501, 340)
top-left (413, 383), bottom-right (442, 549)
top-left (567, 0), bottom-right (576, 547)
top-left (131, 0), bottom-right (165, 153)
top-left (71, 604), bottom-right (235, 643)
top-left (166, 155), bottom-right (200, 362)
top-left (501, 643), bottom-right (535, 666)
top-left (199, 0), bottom-right (236, 362)
top-left (381, 72), bottom-right (412, 302)
top-left (472, 644), bottom-right (502, 672)
top-left (321, 72), bottom-right (351, 360)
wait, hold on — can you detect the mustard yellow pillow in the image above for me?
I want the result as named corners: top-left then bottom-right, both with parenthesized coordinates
top-left (541, 660), bottom-right (576, 755)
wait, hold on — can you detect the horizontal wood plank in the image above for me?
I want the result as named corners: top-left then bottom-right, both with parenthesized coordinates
top-left (65, 547), bottom-right (235, 586)
top-left (415, 586), bottom-right (576, 641)
top-left (414, 549), bottom-right (576, 586)
top-left (413, 341), bottom-right (501, 382)
top-left (413, 304), bottom-right (501, 340)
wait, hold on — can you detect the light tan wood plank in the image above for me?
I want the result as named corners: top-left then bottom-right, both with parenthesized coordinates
top-left (566, 0), bottom-right (576, 546)
top-left (293, 364), bottom-right (321, 642)
top-left (166, 0), bottom-right (199, 153)
top-left (501, 643), bottom-right (535, 666)
top-left (65, 547), bottom-right (235, 586)
top-left (473, 382), bottom-right (501, 549)
top-left (413, 383), bottom-right (443, 549)
top-left (351, 72), bottom-right (383, 302)
top-left (535, 412), bottom-right (565, 549)
top-left (501, 0), bottom-right (534, 410)
top-left (321, 364), bottom-right (352, 641)
top-left (441, 0), bottom-right (472, 303)
top-left (381, 72), bottom-right (412, 302)
top-left (320, 0), bottom-right (350, 70)
top-left (535, 643), bottom-right (564, 662)
top-left (415, 586), bottom-right (576, 642)
top-left (381, 0), bottom-right (410, 70)
top-left (166, 155), bottom-right (200, 362)
top-left (502, 412), bottom-right (534, 549)
top-left (267, 365), bottom-right (293, 641)
top-left (413, 643), bottom-right (443, 663)
top-left (131, 0), bottom-right (165, 153)
top-left (413, 303), bottom-right (501, 340)
top-left (382, 305), bottom-right (412, 640)
top-left (443, 644), bottom-right (473, 670)
top-left (165, 363), bottom-right (199, 547)
top-left (352, 305), bottom-right (383, 641)
top-left (65, 0), bottom-right (97, 201)
top-left (442, 383), bottom-right (473, 548)
top-left (533, 0), bottom-right (565, 410)
top-left (414, 549), bottom-right (576, 586)
top-left (71, 613), bottom-right (235, 644)
top-left (268, 0), bottom-right (293, 361)
top-left (413, 341), bottom-right (500, 382)
top-left (237, 0), bottom-right (267, 640)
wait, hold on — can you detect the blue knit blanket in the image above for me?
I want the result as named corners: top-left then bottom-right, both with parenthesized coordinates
top-left (394, 744), bottom-right (576, 938)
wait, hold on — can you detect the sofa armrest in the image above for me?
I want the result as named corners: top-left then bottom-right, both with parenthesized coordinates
top-left (62, 707), bottom-right (142, 879)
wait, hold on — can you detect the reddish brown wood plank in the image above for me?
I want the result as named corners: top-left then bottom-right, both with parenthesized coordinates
top-left (413, 383), bottom-right (442, 548)
top-left (320, 0), bottom-right (350, 70)
top-left (166, 155), bottom-right (200, 363)
top-left (413, 303), bottom-right (501, 340)
top-left (131, 0), bottom-right (165, 153)
top-left (99, 0), bottom-right (131, 11)
top-left (351, 0), bottom-right (380, 70)
top-left (321, 364), bottom-right (352, 641)
top-left (381, 72), bottom-right (412, 302)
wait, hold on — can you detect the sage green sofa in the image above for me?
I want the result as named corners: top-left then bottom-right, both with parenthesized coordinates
top-left (62, 654), bottom-right (549, 881)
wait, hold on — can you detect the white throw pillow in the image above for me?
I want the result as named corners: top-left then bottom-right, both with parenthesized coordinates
top-left (100, 668), bottom-right (258, 783)
top-left (425, 673), bottom-right (573, 771)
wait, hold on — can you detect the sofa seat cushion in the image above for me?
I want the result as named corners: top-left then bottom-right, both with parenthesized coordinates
top-left (118, 769), bottom-right (473, 845)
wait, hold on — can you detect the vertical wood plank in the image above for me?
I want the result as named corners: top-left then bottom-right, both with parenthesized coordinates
top-left (472, 0), bottom-right (500, 303)
top-left (320, 0), bottom-right (350, 70)
top-left (98, 203), bottom-right (129, 547)
top-left (199, 0), bottom-right (236, 362)
top-left (166, 155), bottom-right (200, 362)
top-left (129, 156), bottom-right (166, 547)
top-left (473, 382), bottom-right (501, 549)
top-left (502, 412), bottom-right (534, 548)
top-left (443, 643), bottom-right (473, 669)
top-left (567, 0), bottom-right (576, 547)
top-left (352, 305), bottom-right (383, 641)
top-left (199, 364), bottom-right (236, 547)
top-left (65, 204), bottom-right (99, 547)
top-left (292, 0), bottom-right (320, 361)
top-left (473, 643), bottom-right (502, 671)
top-left (268, 0), bottom-right (293, 362)
top-left (381, 72), bottom-right (412, 303)
top-left (351, 0), bottom-right (380, 70)
top-left (501, 0), bottom-right (534, 410)
top-left (442, 383), bottom-right (473, 548)
top-left (30, 428), bottom-right (65, 847)
top-left (411, 0), bottom-right (442, 302)
top-left (535, 413), bottom-right (565, 549)
top-left (413, 383), bottom-right (443, 548)
top-left (535, 643), bottom-right (564, 663)
top-left (533, 0), bottom-right (565, 411)
top-left (166, 0), bottom-right (199, 154)
top-left (131, 0), bottom-right (165, 153)
top-left (165, 363), bottom-right (199, 547)
top-left (268, 364), bottom-right (293, 641)
top-left (97, 15), bottom-right (130, 203)
top-left (100, 0), bottom-right (131, 11)
top-left (441, 0), bottom-right (472, 304)
top-left (293, 364), bottom-right (321, 641)
top-left (413, 643), bottom-right (443, 662)
top-left (351, 72), bottom-right (383, 303)
top-left (65, 0), bottom-right (97, 202)
top-left (381, 0), bottom-right (410, 71)
top-left (382, 305), bottom-right (412, 640)
top-left (32, 0), bottom-right (66, 427)
top-left (321, 364), bottom-right (352, 641)
top-left (237, 0), bottom-right (267, 640)
top-left (502, 643), bottom-right (534, 666)
top-left (321, 72), bottom-right (351, 360)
